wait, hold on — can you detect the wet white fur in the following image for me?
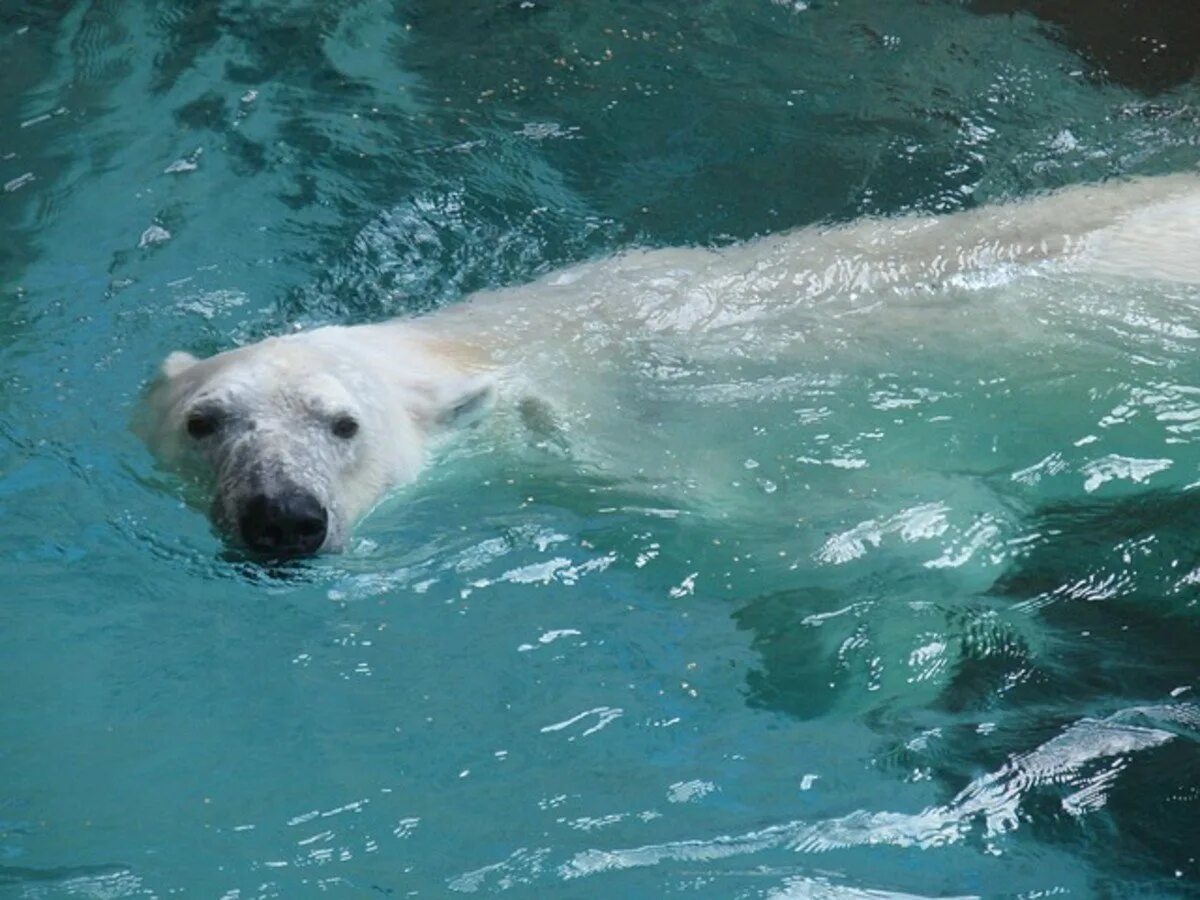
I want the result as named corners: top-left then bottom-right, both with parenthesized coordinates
top-left (141, 173), bottom-right (1200, 549)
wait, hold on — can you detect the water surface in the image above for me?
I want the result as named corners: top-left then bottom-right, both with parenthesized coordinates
top-left (2, 1), bottom-right (1199, 896)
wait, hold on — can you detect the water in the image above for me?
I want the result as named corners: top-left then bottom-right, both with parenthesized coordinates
top-left (2, 1), bottom-right (1199, 896)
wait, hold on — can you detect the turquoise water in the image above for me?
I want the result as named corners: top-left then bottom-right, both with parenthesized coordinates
top-left (3, 2), bottom-right (1200, 897)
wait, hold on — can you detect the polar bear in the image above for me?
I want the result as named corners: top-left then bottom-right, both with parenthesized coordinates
top-left (139, 174), bottom-right (1200, 556)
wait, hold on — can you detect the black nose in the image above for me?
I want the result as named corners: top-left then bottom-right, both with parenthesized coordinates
top-left (238, 491), bottom-right (328, 557)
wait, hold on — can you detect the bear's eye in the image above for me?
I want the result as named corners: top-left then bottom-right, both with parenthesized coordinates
top-left (186, 411), bottom-right (220, 439)
top-left (332, 415), bottom-right (359, 439)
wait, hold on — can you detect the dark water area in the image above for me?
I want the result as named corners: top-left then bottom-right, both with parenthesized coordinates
top-left (972, 0), bottom-right (1200, 93)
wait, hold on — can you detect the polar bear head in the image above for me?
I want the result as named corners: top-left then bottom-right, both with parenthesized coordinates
top-left (138, 326), bottom-right (494, 556)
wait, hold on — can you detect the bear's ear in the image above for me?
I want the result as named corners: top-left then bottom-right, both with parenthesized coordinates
top-left (161, 350), bottom-right (199, 379)
top-left (422, 373), bottom-right (497, 430)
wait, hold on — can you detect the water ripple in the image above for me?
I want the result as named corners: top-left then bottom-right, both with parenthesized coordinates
top-left (448, 704), bottom-right (1192, 889)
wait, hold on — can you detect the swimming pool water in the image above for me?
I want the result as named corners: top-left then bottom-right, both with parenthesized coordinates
top-left (2, 1), bottom-right (1199, 896)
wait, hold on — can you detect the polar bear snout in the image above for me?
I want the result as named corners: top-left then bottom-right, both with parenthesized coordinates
top-left (237, 489), bottom-right (329, 557)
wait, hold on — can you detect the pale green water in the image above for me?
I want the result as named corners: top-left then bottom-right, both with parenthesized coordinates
top-left (2, 2), bottom-right (1200, 897)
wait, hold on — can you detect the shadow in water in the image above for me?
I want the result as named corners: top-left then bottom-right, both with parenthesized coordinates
top-left (732, 586), bottom-right (845, 720)
top-left (951, 488), bottom-right (1200, 710)
top-left (730, 487), bottom-right (1200, 884)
